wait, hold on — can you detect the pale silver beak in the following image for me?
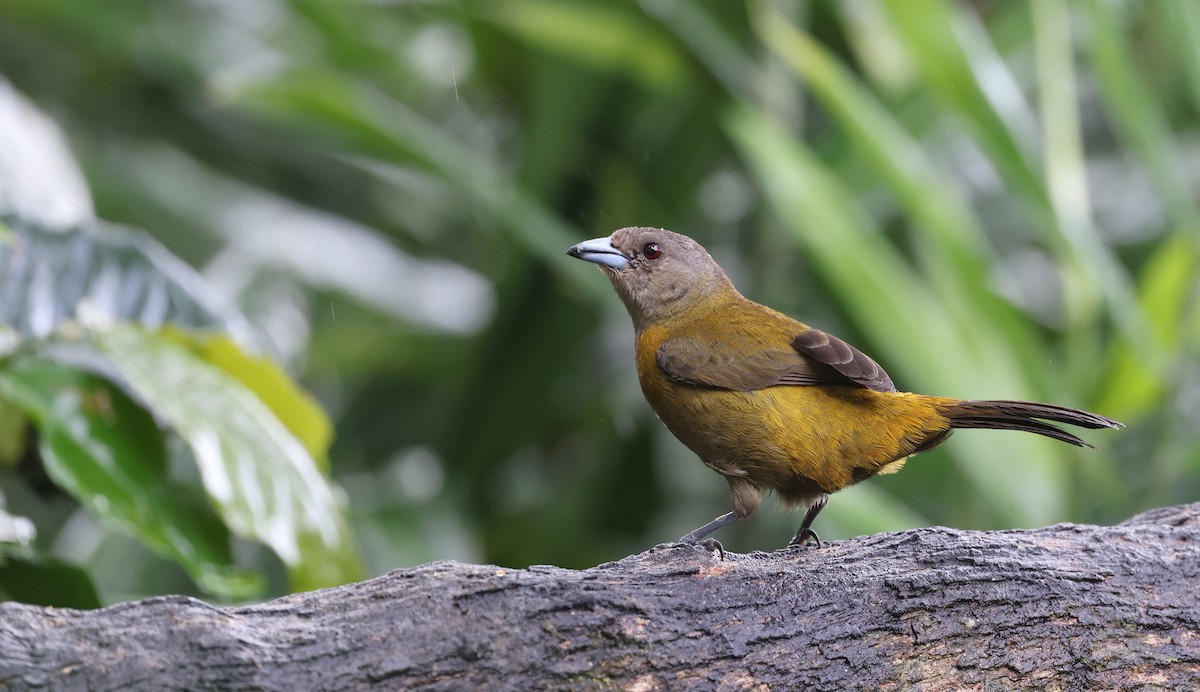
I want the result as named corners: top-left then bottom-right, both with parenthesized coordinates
top-left (566, 236), bottom-right (630, 270)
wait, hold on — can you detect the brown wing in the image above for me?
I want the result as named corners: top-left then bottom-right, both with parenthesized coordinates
top-left (656, 328), bottom-right (896, 393)
top-left (656, 337), bottom-right (826, 390)
top-left (791, 328), bottom-right (896, 392)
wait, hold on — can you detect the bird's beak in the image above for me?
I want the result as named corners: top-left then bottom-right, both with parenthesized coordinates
top-left (566, 236), bottom-right (630, 270)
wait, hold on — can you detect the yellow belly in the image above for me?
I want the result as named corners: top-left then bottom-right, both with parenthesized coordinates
top-left (635, 331), bottom-right (949, 502)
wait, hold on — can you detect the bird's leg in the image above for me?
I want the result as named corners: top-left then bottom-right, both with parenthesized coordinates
top-left (679, 511), bottom-right (739, 542)
top-left (678, 512), bottom-right (739, 560)
top-left (788, 494), bottom-right (829, 548)
top-left (677, 478), bottom-right (760, 559)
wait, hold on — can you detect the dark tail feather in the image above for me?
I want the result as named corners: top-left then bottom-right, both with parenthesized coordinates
top-left (943, 399), bottom-right (1123, 449)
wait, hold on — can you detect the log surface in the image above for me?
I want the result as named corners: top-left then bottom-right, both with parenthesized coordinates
top-left (2, 504), bottom-right (1198, 690)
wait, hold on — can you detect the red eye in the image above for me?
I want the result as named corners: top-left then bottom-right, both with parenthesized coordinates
top-left (642, 242), bottom-right (662, 260)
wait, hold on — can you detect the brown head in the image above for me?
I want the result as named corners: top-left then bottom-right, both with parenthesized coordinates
top-left (567, 227), bottom-right (736, 331)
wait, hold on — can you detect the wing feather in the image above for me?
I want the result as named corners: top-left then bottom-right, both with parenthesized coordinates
top-left (791, 328), bottom-right (896, 392)
top-left (656, 325), bottom-right (895, 393)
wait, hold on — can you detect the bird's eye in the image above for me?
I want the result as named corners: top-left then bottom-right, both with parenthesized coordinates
top-left (642, 242), bottom-right (662, 260)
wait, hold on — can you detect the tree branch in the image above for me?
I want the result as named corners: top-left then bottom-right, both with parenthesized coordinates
top-left (2, 504), bottom-right (1198, 690)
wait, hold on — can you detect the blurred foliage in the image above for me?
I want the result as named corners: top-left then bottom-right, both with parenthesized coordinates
top-left (0, 217), bottom-right (362, 602)
top-left (0, 0), bottom-right (1197, 605)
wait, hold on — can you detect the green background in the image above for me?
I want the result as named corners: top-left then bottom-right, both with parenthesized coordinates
top-left (0, 0), bottom-right (1196, 604)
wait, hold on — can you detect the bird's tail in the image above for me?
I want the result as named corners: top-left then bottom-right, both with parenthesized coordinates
top-left (940, 399), bottom-right (1123, 448)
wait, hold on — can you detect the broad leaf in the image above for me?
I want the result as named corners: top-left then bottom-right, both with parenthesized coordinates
top-left (91, 324), bottom-right (362, 590)
top-left (0, 357), bottom-right (260, 599)
top-left (0, 507), bottom-right (35, 548)
top-left (0, 555), bottom-right (101, 609)
top-left (159, 328), bottom-right (333, 471)
top-left (0, 78), bottom-right (93, 229)
top-left (0, 215), bottom-right (249, 341)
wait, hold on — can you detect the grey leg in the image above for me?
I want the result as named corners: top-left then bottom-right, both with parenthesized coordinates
top-left (679, 511), bottom-right (739, 542)
top-left (788, 495), bottom-right (829, 547)
top-left (679, 511), bottom-right (741, 560)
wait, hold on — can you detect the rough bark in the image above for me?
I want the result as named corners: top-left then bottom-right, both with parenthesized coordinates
top-left (1, 504), bottom-right (1198, 691)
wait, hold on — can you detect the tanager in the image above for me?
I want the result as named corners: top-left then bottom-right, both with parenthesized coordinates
top-left (568, 227), bottom-right (1121, 549)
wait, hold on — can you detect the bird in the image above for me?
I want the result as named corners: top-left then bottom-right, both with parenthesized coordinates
top-left (567, 227), bottom-right (1122, 551)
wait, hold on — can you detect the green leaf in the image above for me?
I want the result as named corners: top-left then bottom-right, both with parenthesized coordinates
top-left (0, 357), bottom-right (260, 599)
top-left (1164, 0), bottom-right (1200, 123)
top-left (0, 554), bottom-right (101, 609)
top-left (1030, 0), bottom-right (1149, 348)
top-left (0, 394), bottom-right (28, 468)
top-left (90, 324), bottom-right (363, 590)
top-left (880, 0), bottom-right (1049, 214)
top-left (159, 328), bottom-right (333, 471)
top-left (484, 0), bottom-right (686, 91)
top-left (1097, 233), bottom-right (1198, 417)
top-left (1087, 0), bottom-right (1196, 228)
top-left (0, 216), bottom-right (248, 340)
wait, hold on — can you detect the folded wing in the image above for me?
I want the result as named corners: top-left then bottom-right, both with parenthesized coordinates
top-left (657, 325), bottom-right (896, 393)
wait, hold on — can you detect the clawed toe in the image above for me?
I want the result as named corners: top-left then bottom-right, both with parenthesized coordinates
top-left (679, 537), bottom-right (726, 560)
top-left (788, 528), bottom-right (822, 548)
top-left (700, 538), bottom-right (726, 560)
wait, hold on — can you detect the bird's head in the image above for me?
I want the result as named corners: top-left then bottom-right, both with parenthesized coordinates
top-left (567, 227), bottom-right (735, 330)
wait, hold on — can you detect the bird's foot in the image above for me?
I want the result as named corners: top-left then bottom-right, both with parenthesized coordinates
top-left (678, 511), bottom-right (738, 559)
top-left (680, 537), bottom-right (726, 560)
top-left (788, 528), bottom-right (822, 548)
